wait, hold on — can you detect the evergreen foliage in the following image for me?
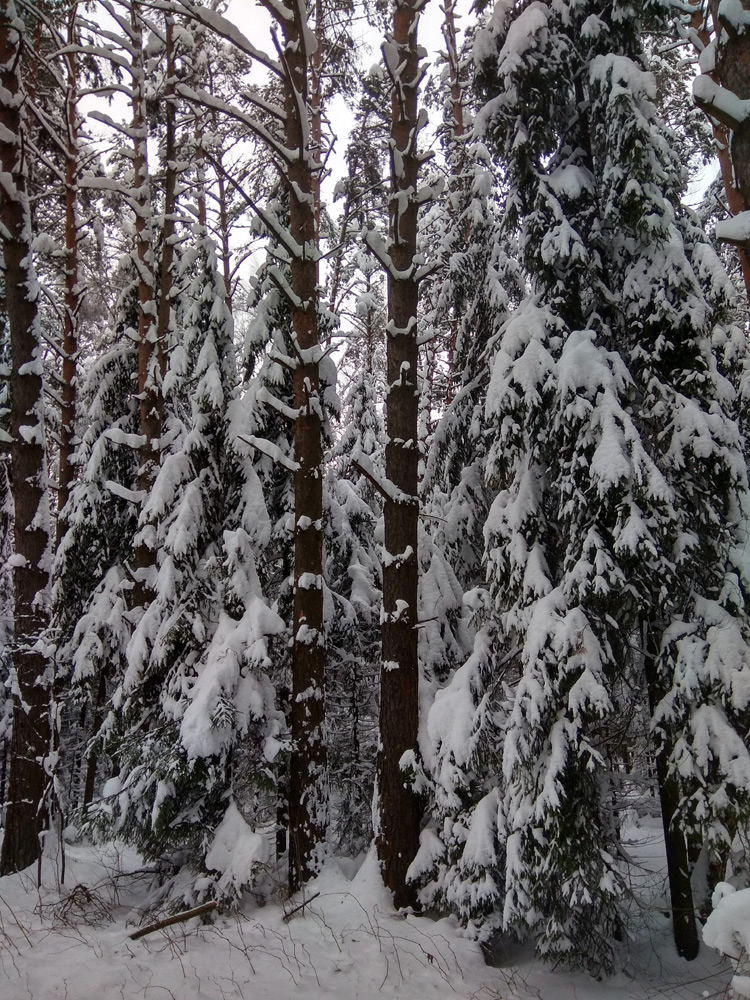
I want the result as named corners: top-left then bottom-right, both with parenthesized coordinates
top-left (91, 238), bottom-right (284, 899)
top-left (417, 0), bottom-right (750, 972)
top-left (325, 352), bottom-right (383, 854)
top-left (3, 0), bottom-right (750, 973)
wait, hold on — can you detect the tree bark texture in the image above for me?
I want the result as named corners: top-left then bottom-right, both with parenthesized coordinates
top-left (57, 12), bottom-right (81, 542)
top-left (714, 0), bottom-right (750, 206)
top-left (690, 3), bottom-right (750, 300)
top-left (278, 0), bottom-right (328, 894)
top-left (0, 0), bottom-right (52, 876)
top-left (643, 624), bottom-right (699, 960)
top-left (216, 162), bottom-right (233, 314)
top-left (377, 0), bottom-right (425, 910)
top-left (442, 0), bottom-right (466, 404)
top-left (156, 17), bottom-right (177, 362)
top-left (130, 2), bottom-right (164, 607)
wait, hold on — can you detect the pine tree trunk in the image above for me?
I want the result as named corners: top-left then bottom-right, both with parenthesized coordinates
top-left (282, 0), bottom-right (328, 894)
top-left (56, 16), bottom-right (81, 542)
top-left (156, 16), bottom-right (176, 378)
top-left (442, 0), bottom-right (465, 404)
top-left (130, 1), bottom-right (163, 607)
top-left (690, 3), bottom-right (750, 300)
top-left (216, 163), bottom-right (233, 314)
top-left (714, 1), bottom-right (750, 206)
top-left (82, 668), bottom-right (107, 809)
top-left (712, 6), bottom-right (750, 300)
top-left (377, 0), bottom-right (425, 910)
top-left (643, 622), bottom-right (699, 960)
top-left (0, 0), bottom-right (51, 876)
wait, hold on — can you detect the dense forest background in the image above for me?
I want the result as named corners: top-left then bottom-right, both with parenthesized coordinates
top-left (1, 0), bottom-right (750, 976)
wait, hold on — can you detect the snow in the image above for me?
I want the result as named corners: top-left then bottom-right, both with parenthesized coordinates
top-left (0, 839), bottom-right (736, 1000)
top-left (704, 884), bottom-right (750, 984)
top-left (693, 75), bottom-right (750, 130)
top-left (715, 211), bottom-right (750, 245)
top-left (180, 602), bottom-right (283, 759)
top-left (718, 0), bottom-right (750, 33)
top-left (204, 802), bottom-right (270, 895)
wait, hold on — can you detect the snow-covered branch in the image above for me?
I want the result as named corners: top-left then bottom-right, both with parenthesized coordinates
top-left (238, 433), bottom-right (300, 471)
top-left (693, 75), bottom-right (750, 132)
top-left (350, 447), bottom-right (418, 505)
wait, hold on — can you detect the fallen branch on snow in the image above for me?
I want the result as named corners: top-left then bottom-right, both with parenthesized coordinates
top-left (129, 901), bottom-right (218, 940)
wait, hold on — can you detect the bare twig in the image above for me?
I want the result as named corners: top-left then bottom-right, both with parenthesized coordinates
top-left (282, 892), bottom-right (320, 923)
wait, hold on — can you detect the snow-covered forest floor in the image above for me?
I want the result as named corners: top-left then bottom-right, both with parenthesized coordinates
top-left (0, 824), bottom-right (736, 1000)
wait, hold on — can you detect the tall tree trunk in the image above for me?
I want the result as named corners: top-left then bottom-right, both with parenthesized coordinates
top-left (81, 668), bottom-right (107, 810)
top-left (643, 622), bottom-right (699, 960)
top-left (442, 0), bottom-right (465, 404)
top-left (280, 0), bottom-right (328, 894)
top-left (130, 1), bottom-right (163, 608)
top-left (377, 0), bottom-right (426, 909)
top-left (156, 16), bottom-right (177, 379)
top-left (0, 0), bottom-right (52, 876)
top-left (215, 160), bottom-right (233, 314)
top-left (57, 9), bottom-right (81, 544)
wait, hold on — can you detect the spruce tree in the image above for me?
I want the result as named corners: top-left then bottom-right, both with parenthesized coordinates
top-left (54, 261), bottom-right (142, 811)
top-left (94, 234), bottom-right (284, 898)
top-left (325, 312), bottom-right (384, 855)
top-left (419, 0), bottom-right (750, 969)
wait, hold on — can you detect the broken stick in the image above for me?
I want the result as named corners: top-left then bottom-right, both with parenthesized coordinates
top-left (129, 900), bottom-right (218, 940)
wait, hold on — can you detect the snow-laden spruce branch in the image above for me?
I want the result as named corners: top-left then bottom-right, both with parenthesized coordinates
top-left (237, 433), bottom-right (301, 472)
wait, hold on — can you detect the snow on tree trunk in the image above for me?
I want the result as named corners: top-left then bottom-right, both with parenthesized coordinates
top-left (279, 0), bottom-right (328, 894)
top-left (0, 0), bottom-right (52, 876)
top-left (688, 0), bottom-right (750, 300)
top-left (130, 1), bottom-right (164, 608)
top-left (712, 0), bottom-right (750, 207)
top-left (57, 10), bottom-right (82, 543)
top-left (377, 0), bottom-right (427, 910)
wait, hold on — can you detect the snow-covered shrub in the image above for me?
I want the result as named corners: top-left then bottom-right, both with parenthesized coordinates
top-left (704, 884), bottom-right (750, 999)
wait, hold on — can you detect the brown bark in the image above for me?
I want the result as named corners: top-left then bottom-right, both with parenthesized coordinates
top-left (377, 0), bottom-right (425, 910)
top-left (216, 164), bottom-right (233, 314)
top-left (443, 0), bottom-right (465, 146)
top-left (57, 10), bottom-right (81, 542)
top-left (691, 2), bottom-right (750, 299)
top-left (0, 0), bottom-right (51, 876)
top-left (156, 17), bottom-right (177, 380)
top-left (130, 2), bottom-right (164, 608)
top-left (81, 667), bottom-right (107, 809)
top-left (442, 0), bottom-right (466, 404)
top-left (714, 2), bottom-right (750, 205)
top-left (643, 623), bottom-right (699, 960)
top-left (274, 0), bottom-right (328, 894)
top-left (310, 0), bottom-right (324, 238)
top-left (129, 901), bottom-right (218, 939)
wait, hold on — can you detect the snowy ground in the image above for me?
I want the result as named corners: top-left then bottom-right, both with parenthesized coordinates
top-left (0, 833), bottom-right (737, 1000)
